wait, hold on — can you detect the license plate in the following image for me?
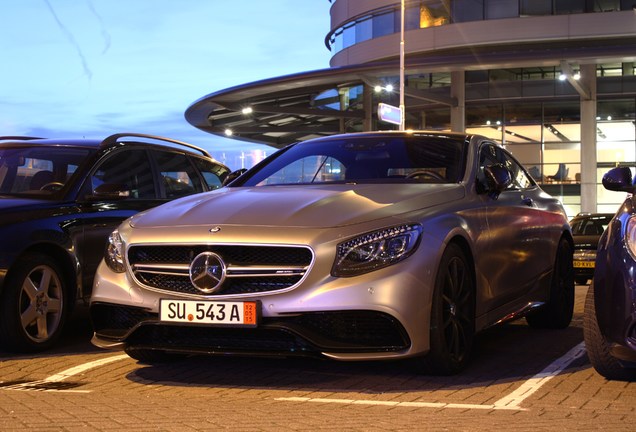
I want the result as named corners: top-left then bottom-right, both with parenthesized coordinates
top-left (160, 299), bottom-right (259, 327)
top-left (574, 261), bottom-right (595, 268)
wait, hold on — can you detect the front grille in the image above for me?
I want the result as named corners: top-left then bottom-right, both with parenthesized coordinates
top-left (128, 245), bottom-right (313, 297)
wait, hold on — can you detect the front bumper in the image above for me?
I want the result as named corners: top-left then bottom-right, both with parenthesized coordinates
top-left (90, 302), bottom-right (411, 359)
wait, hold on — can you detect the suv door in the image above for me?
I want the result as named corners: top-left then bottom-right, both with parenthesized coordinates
top-left (77, 148), bottom-right (163, 297)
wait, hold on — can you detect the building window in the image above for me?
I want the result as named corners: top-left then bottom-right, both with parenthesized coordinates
top-left (372, 11), bottom-right (395, 38)
top-left (521, 0), bottom-right (552, 15)
top-left (555, 0), bottom-right (585, 14)
top-left (594, 0), bottom-right (621, 11)
top-left (485, 0), bottom-right (519, 19)
top-left (451, 0), bottom-right (484, 22)
top-left (420, 1), bottom-right (450, 27)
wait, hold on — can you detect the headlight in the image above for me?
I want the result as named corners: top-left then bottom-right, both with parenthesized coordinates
top-left (105, 229), bottom-right (126, 273)
top-left (332, 224), bottom-right (422, 277)
top-left (625, 216), bottom-right (636, 261)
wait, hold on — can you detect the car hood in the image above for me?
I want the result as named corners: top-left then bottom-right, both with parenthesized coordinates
top-left (130, 184), bottom-right (465, 229)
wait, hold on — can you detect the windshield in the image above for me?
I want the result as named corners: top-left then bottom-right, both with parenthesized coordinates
top-left (0, 146), bottom-right (93, 197)
top-left (239, 134), bottom-right (467, 187)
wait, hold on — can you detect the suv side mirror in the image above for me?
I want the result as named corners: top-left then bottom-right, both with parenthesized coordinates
top-left (92, 183), bottom-right (131, 200)
top-left (223, 168), bottom-right (247, 186)
top-left (602, 167), bottom-right (635, 193)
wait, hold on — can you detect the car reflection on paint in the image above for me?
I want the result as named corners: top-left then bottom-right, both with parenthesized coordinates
top-left (584, 166), bottom-right (636, 381)
top-left (90, 131), bottom-right (574, 375)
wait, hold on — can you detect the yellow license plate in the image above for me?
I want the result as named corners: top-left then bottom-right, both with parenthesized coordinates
top-left (574, 261), bottom-right (595, 268)
top-left (160, 299), bottom-right (259, 326)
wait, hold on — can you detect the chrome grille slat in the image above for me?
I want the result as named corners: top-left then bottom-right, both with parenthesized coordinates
top-left (128, 245), bottom-right (313, 297)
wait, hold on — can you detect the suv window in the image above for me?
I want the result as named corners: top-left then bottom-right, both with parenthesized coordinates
top-left (192, 157), bottom-right (229, 190)
top-left (0, 146), bottom-right (92, 195)
top-left (91, 149), bottom-right (156, 199)
top-left (153, 150), bottom-right (203, 199)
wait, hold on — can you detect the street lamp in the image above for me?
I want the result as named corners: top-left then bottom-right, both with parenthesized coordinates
top-left (399, 0), bottom-right (405, 131)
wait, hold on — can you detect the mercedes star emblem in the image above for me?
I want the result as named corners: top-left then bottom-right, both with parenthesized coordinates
top-left (189, 251), bottom-right (226, 294)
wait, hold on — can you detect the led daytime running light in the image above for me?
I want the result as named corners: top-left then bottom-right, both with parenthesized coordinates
top-left (333, 224), bottom-right (422, 277)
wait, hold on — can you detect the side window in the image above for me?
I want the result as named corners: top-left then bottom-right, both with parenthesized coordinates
top-left (500, 150), bottom-right (534, 190)
top-left (192, 157), bottom-right (230, 190)
top-left (477, 144), bottom-right (500, 191)
top-left (153, 151), bottom-right (204, 199)
top-left (91, 149), bottom-right (157, 199)
top-left (478, 144), bottom-right (533, 192)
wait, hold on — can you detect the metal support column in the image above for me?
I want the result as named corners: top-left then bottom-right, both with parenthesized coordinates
top-left (580, 63), bottom-right (597, 213)
top-left (450, 71), bottom-right (465, 132)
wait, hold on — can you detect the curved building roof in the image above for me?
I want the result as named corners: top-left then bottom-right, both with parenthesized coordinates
top-left (185, 5), bottom-right (636, 149)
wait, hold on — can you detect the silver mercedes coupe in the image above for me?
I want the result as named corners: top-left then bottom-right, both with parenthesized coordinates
top-left (90, 131), bottom-right (574, 374)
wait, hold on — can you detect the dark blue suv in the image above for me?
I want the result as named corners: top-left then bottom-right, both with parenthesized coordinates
top-left (584, 166), bottom-right (636, 380)
top-left (0, 134), bottom-right (231, 352)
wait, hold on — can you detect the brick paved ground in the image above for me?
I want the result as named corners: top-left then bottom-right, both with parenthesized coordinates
top-left (0, 285), bottom-right (634, 431)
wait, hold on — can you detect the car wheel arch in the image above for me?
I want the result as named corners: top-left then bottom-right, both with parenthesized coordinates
top-left (7, 243), bottom-right (79, 305)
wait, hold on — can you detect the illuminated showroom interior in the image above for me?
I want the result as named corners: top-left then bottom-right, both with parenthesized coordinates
top-left (185, 0), bottom-right (636, 217)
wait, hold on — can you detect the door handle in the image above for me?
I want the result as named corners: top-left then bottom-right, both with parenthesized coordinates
top-left (522, 196), bottom-right (534, 207)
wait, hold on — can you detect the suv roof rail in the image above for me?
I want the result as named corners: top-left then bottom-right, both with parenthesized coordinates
top-left (0, 136), bottom-right (44, 141)
top-left (100, 133), bottom-right (211, 158)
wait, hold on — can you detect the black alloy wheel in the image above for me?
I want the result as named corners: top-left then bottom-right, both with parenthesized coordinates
top-left (421, 243), bottom-right (475, 375)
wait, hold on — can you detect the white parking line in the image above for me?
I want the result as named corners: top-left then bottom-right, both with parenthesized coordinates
top-left (1, 353), bottom-right (129, 393)
top-left (493, 341), bottom-right (586, 409)
top-left (276, 341), bottom-right (588, 411)
top-left (44, 353), bottom-right (130, 382)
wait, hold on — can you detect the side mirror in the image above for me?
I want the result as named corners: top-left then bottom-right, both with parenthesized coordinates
top-left (222, 168), bottom-right (247, 186)
top-left (483, 164), bottom-right (511, 199)
top-left (92, 183), bottom-right (131, 200)
top-left (602, 167), bottom-right (635, 193)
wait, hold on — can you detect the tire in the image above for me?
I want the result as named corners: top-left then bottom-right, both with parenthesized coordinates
top-left (0, 253), bottom-right (69, 352)
top-left (420, 243), bottom-right (475, 375)
top-left (125, 347), bottom-right (183, 364)
top-left (527, 237), bottom-right (574, 329)
top-left (583, 281), bottom-right (636, 381)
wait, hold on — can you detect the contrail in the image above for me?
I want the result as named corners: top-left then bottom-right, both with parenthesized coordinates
top-left (43, 0), bottom-right (92, 80)
top-left (87, 0), bottom-right (111, 55)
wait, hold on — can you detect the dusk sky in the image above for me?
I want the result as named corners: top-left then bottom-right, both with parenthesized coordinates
top-left (0, 0), bottom-right (332, 170)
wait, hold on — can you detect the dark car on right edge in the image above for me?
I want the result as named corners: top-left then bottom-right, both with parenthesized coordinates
top-left (584, 166), bottom-right (636, 381)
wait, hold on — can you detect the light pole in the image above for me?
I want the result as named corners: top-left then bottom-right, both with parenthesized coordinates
top-left (399, 0), bottom-right (405, 131)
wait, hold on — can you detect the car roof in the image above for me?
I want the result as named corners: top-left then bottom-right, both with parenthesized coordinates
top-left (0, 136), bottom-right (101, 148)
top-left (0, 133), bottom-right (213, 158)
top-left (303, 130), bottom-right (473, 142)
top-left (571, 212), bottom-right (614, 219)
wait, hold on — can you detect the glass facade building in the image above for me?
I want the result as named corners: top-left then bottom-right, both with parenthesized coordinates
top-left (186, 0), bottom-right (636, 217)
